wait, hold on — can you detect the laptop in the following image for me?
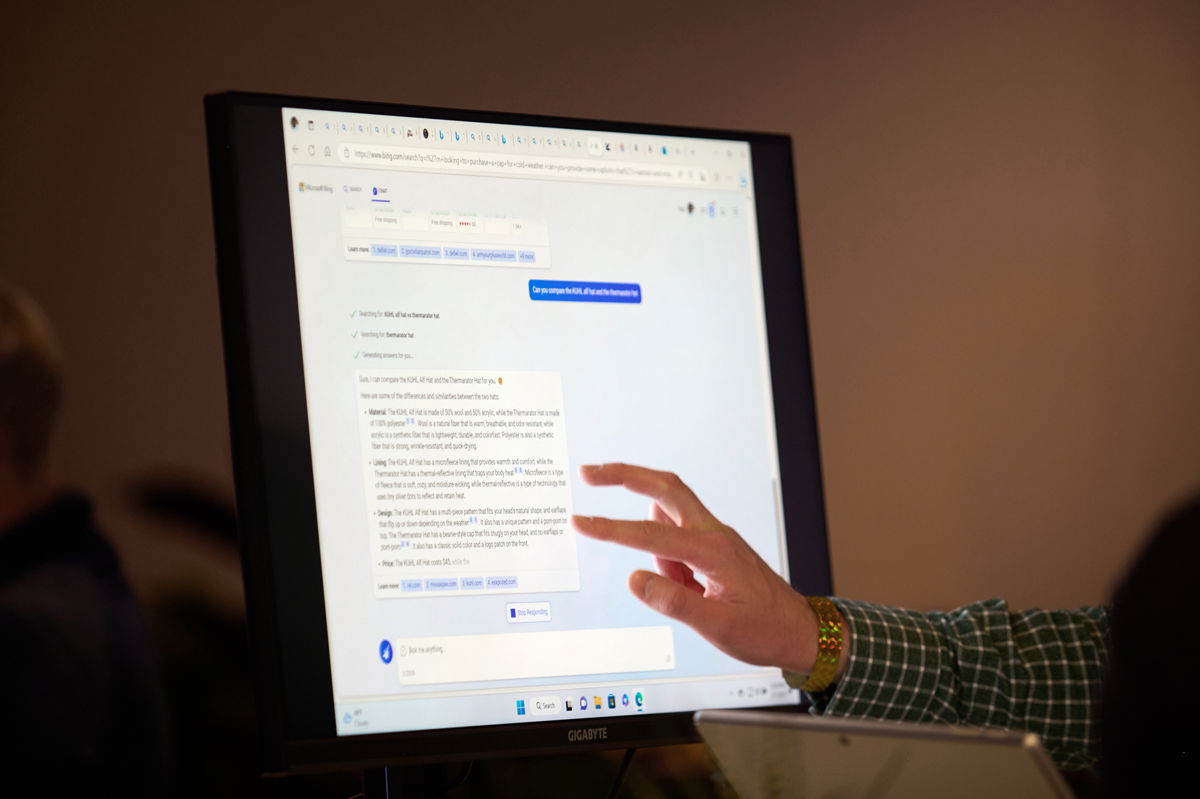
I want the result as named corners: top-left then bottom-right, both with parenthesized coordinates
top-left (695, 709), bottom-right (1075, 798)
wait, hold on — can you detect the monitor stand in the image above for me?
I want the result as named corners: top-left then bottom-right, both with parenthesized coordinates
top-left (363, 762), bottom-right (473, 799)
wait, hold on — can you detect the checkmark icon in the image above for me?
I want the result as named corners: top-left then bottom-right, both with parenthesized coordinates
top-left (354, 352), bottom-right (360, 359)
top-left (352, 331), bottom-right (359, 338)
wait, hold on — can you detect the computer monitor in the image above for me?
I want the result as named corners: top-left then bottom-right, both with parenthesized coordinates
top-left (204, 91), bottom-right (831, 774)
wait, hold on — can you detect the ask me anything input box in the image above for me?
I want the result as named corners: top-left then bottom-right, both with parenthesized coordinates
top-left (395, 626), bottom-right (676, 685)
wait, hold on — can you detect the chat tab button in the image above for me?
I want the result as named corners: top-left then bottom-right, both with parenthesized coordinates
top-left (528, 280), bottom-right (641, 304)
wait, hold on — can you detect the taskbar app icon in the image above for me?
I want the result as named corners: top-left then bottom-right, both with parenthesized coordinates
top-left (570, 689), bottom-right (646, 713)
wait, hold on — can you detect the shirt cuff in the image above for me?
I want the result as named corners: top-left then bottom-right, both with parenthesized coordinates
top-left (804, 598), bottom-right (956, 724)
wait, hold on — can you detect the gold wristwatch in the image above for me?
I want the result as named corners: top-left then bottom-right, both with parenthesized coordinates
top-left (782, 596), bottom-right (844, 693)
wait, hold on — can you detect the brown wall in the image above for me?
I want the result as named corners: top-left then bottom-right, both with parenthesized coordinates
top-left (3, 0), bottom-right (1197, 611)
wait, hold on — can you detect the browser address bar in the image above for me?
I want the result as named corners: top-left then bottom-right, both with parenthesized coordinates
top-left (338, 142), bottom-right (706, 187)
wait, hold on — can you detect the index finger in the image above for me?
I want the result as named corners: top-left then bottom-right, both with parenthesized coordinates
top-left (578, 463), bottom-right (713, 526)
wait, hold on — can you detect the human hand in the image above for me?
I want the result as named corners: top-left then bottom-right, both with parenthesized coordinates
top-left (571, 462), bottom-right (837, 675)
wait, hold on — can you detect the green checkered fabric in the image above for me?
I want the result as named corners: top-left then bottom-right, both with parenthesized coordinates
top-left (805, 598), bottom-right (1110, 770)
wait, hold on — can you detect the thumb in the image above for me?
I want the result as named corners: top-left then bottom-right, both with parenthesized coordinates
top-left (629, 569), bottom-right (714, 632)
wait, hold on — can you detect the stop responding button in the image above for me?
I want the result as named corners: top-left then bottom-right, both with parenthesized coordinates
top-left (528, 280), bottom-right (642, 303)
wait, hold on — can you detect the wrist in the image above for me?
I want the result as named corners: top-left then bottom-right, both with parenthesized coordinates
top-left (775, 591), bottom-right (819, 673)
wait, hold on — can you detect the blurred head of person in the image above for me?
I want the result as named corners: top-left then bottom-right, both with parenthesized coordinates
top-left (0, 279), bottom-right (63, 531)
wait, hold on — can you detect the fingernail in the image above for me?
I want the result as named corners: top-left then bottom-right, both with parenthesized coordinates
top-left (629, 570), bottom-right (655, 599)
top-left (580, 464), bottom-right (599, 473)
top-left (571, 514), bottom-right (593, 525)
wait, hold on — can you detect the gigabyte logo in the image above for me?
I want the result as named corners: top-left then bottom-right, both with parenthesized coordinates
top-left (567, 727), bottom-right (608, 742)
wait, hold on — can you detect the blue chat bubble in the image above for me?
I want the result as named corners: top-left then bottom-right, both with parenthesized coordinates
top-left (528, 280), bottom-right (641, 304)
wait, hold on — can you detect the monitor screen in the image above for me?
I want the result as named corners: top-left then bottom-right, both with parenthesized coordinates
top-left (205, 92), bottom-right (830, 772)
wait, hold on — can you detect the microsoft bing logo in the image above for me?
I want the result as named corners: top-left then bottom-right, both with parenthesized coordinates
top-left (515, 700), bottom-right (526, 716)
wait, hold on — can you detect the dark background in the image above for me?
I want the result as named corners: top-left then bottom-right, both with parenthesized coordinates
top-left (3, 0), bottom-right (1198, 794)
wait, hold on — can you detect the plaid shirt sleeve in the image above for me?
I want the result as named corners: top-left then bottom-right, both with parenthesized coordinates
top-left (804, 598), bottom-right (1110, 770)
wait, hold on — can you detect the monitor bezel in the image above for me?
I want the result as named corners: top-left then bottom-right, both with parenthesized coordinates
top-left (205, 90), bottom-right (831, 774)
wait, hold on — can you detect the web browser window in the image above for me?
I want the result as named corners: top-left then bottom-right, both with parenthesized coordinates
top-left (280, 108), bottom-right (797, 736)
